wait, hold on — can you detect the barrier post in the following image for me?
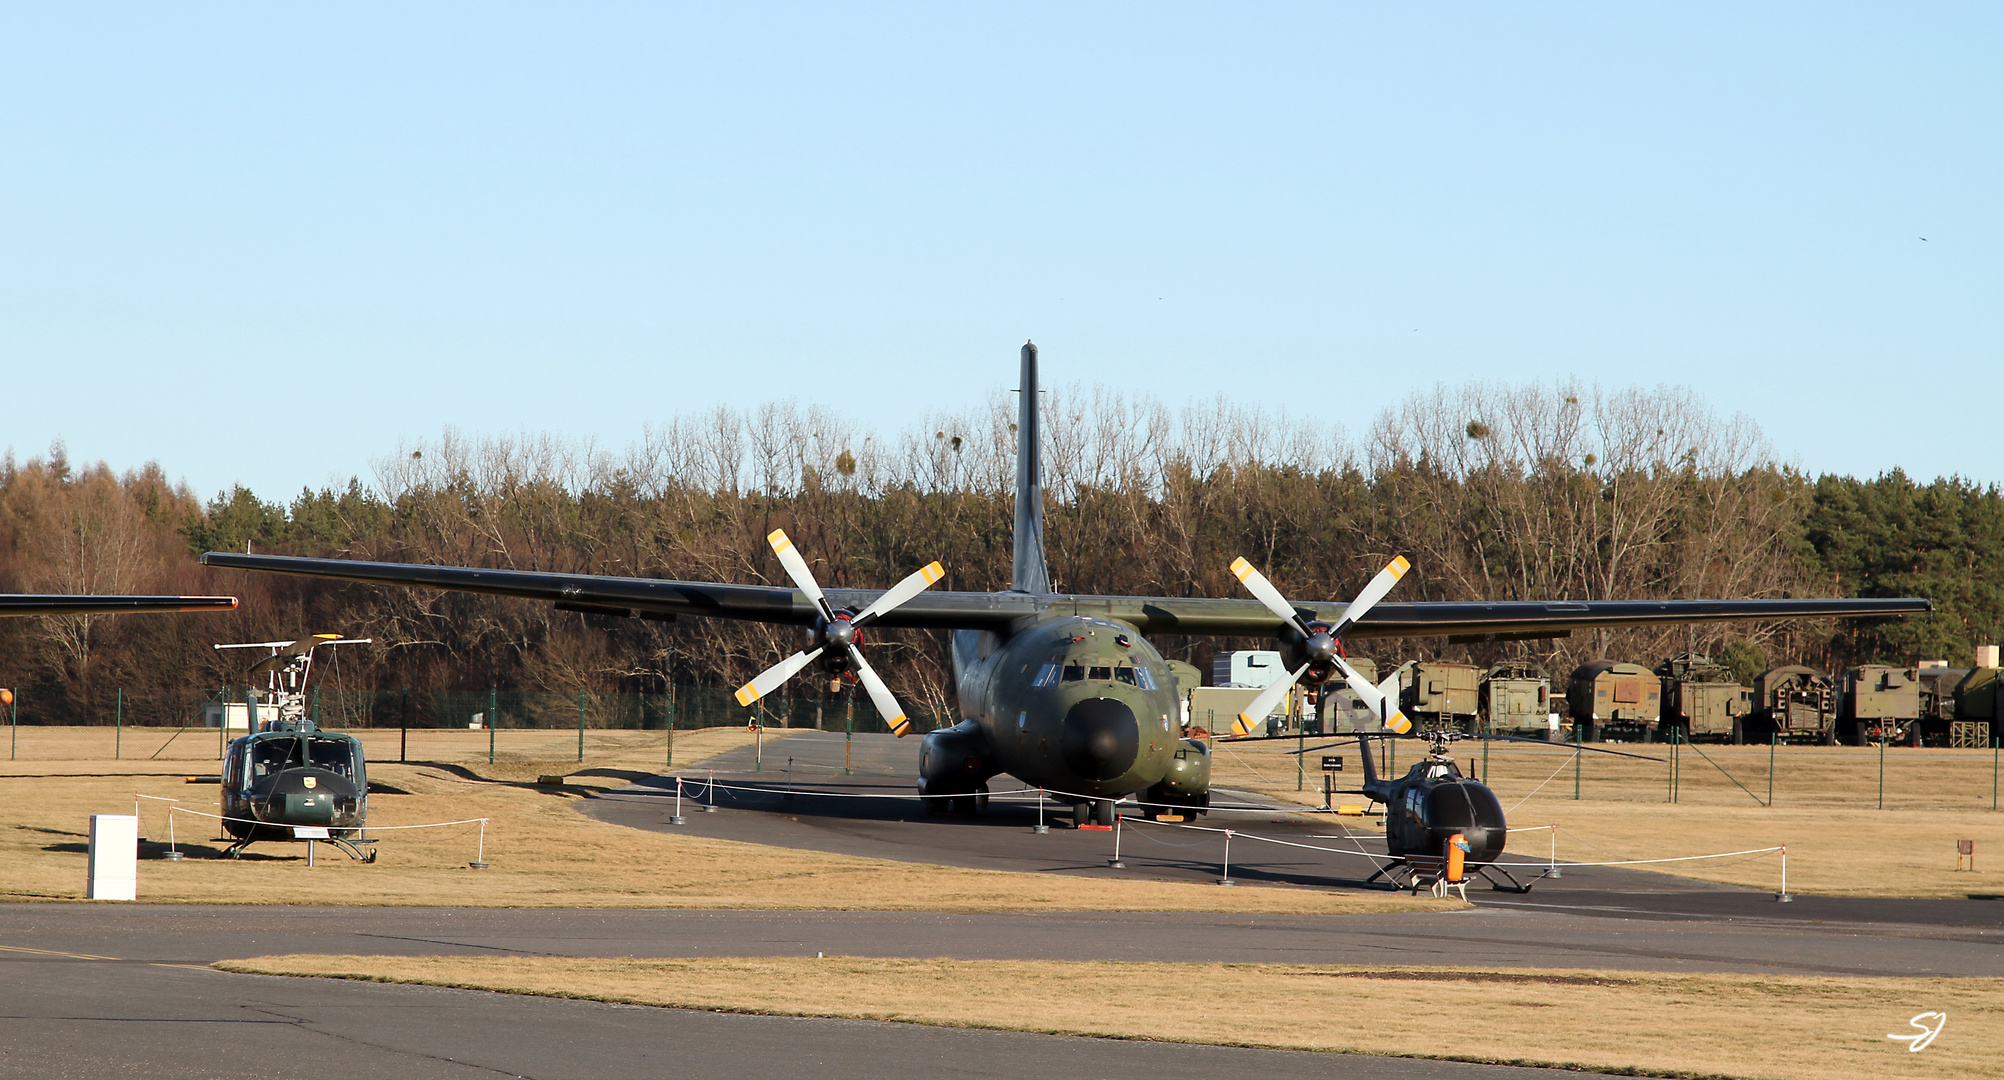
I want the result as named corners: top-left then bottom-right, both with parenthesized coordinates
top-left (1549, 826), bottom-right (1560, 879)
top-left (1219, 829), bottom-right (1234, 886)
top-left (1108, 812), bottom-right (1125, 868)
top-left (704, 768), bottom-right (716, 812)
top-left (470, 818), bottom-right (489, 869)
top-left (1776, 845), bottom-right (1791, 902)
top-left (1032, 787), bottom-right (1048, 834)
top-left (669, 776), bottom-right (687, 826)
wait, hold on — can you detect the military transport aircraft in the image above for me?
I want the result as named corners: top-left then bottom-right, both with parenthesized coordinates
top-left (201, 344), bottom-right (1929, 829)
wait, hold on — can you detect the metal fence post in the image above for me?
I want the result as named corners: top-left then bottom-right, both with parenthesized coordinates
top-left (844, 696), bottom-right (853, 775)
top-left (666, 684), bottom-right (677, 769)
top-left (9, 686), bottom-right (17, 761)
top-left (1877, 727), bottom-right (1885, 810)
top-left (400, 688), bottom-right (410, 763)
top-left (1768, 731), bottom-right (1776, 808)
top-left (489, 687), bottom-right (497, 766)
top-left (577, 690), bottom-right (586, 763)
top-left (1573, 719), bottom-right (1581, 800)
top-left (115, 688), bottom-right (123, 761)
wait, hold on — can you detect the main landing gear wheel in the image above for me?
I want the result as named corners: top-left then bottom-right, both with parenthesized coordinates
top-left (1071, 801), bottom-right (1092, 829)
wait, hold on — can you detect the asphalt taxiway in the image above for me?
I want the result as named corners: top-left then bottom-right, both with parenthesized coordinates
top-left (8, 731), bottom-right (1999, 1079)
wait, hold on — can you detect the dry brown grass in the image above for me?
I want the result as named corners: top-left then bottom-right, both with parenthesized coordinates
top-left (0, 727), bottom-right (1436, 913)
top-left (1212, 739), bottom-right (2004, 897)
top-left (218, 953), bottom-right (2004, 1080)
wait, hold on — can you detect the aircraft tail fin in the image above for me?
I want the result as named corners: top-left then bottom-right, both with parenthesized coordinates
top-left (1011, 341), bottom-right (1049, 594)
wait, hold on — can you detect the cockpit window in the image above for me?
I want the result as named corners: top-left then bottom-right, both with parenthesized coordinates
top-left (1114, 667), bottom-right (1137, 685)
top-left (1062, 665), bottom-right (1085, 682)
top-left (1032, 664), bottom-right (1060, 687)
top-left (307, 738), bottom-right (360, 780)
top-left (246, 736), bottom-right (359, 782)
top-left (1135, 666), bottom-right (1158, 690)
top-left (1088, 666), bottom-right (1112, 681)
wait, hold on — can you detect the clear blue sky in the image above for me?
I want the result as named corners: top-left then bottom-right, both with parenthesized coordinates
top-left (3, 4), bottom-right (1997, 500)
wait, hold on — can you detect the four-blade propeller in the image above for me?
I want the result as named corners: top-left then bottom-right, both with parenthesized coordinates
top-left (1226, 555), bottom-right (1414, 737)
top-left (734, 529), bottom-right (944, 737)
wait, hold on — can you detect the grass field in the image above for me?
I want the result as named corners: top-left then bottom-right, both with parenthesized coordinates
top-left (0, 727), bottom-right (1437, 913)
top-left (1209, 736), bottom-right (2004, 897)
top-left (219, 953), bottom-right (2002, 1080)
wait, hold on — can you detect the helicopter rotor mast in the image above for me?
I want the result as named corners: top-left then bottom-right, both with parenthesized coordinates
top-left (215, 635), bottom-right (372, 731)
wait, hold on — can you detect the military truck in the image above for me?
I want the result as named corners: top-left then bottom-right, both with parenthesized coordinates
top-left (1398, 661), bottom-right (1480, 732)
top-left (1479, 660), bottom-right (1552, 737)
top-left (1748, 665), bottom-right (1836, 744)
top-left (1951, 666), bottom-right (2001, 747)
top-left (1837, 665), bottom-right (1920, 745)
top-left (1656, 653), bottom-right (1753, 743)
top-left (1567, 660), bottom-right (1661, 742)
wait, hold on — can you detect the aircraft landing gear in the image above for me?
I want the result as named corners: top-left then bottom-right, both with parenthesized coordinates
top-left (1071, 799), bottom-right (1115, 828)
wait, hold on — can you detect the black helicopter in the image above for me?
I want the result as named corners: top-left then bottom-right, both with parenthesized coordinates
top-left (215, 634), bottom-right (376, 861)
top-left (1280, 725), bottom-right (1658, 893)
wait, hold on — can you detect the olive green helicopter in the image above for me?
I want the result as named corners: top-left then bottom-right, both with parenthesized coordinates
top-left (215, 634), bottom-right (375, 861)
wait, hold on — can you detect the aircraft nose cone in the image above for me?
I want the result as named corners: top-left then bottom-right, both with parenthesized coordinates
top-left (1060, 698), bottom-right (1140, 782)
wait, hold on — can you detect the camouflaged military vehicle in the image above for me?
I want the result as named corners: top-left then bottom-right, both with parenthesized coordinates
top-left (1567, 660), bottom-right (1661, 742)
top-left (1749, 665), bottom-right (1836, 744)
top-left (1398, 661), bottom-right (1480, 732)
top-left (1837, 664), bottom-right (1920, 745)
top-left (1656, 652), bottom-right (1753, 742)
top-left (1479, 660), bottom-right (1552, 737)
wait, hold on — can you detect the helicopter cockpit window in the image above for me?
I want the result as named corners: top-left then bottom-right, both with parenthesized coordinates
top-left (1062, 665), bottom-right (1085, 682)
top-left (307, 738), bottom-right (359, 780)
top-left (1114, 667), bottom-right (1137, 685)
top-left (249, 740), bottom-right (298, 781)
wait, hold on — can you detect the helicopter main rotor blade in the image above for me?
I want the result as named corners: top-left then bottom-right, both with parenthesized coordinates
top-left (767, 529), bottom-right (834, 622)
top-left (734, 647), bottom-right (826, 707)
top-left (848, 645), bottom-right (911, 737)
top-left (1331, 556), bottom-right (1410, 635)
top-left (855, 561), bottom-right (945, 625)
top-left (1230, 557), bottom-right (1309, 634)
top-left (1333, 654), bottom-right (1411, 734)
top-left (1485, 732), bottom-right (1663, 761)
top-left (1232, 664), bottom-right (1305, 737)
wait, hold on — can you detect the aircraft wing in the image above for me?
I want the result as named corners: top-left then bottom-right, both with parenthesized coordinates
top-left (202, 551), bottom-right (1927, 639)
top-left (0, 594), bottom-right (239, 617)
top-left (1097, 595), bottom-right (1933, 639)
top-left (200, 552), bottom-right (1040, 630)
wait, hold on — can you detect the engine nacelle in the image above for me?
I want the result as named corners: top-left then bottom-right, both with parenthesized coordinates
top-left (917, 719), bottom-right (999, 796)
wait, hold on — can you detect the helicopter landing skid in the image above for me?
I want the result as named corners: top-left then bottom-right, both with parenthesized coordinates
top-left (221, 835), bottom-right (377, 862)
top-left (1474, 863), bottom-right (1534, 893)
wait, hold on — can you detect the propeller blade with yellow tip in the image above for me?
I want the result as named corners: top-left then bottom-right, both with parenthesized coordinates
top-left (735, 647), bottom-right (825, 707)
top-left (855, 561), bottom-right (945, 625)
top-left (1335, 654), bottom-right (1411, 734)
top-left (1331, 556), bottom-right (1410, 635)
top-left (1230, 556), bottom-right (1309, 634)
top-left (767, 529), bottom-right (833, 620)
top-left (1232, 663), bottom-right (1307, 736)
top-left (848, 645), bottom-right (911, 736)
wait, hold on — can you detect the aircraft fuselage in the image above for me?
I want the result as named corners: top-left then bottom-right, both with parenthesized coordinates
top-left (925, 614), bottom-right (1209, 811)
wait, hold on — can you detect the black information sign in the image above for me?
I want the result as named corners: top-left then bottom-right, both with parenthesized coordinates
top-left (1320, 755), bottom-right (1342, 772)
